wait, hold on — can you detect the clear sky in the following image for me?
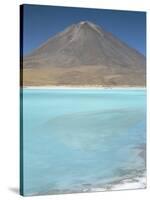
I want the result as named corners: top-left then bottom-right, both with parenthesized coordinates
top-left (22, 4), bottom-right (146, 56)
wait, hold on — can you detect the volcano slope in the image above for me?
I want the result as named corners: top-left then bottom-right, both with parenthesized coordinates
top-left (22, 21), bottom-right (146, 87)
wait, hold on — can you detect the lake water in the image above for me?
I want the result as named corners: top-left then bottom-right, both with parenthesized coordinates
top-left (21, 89), bottom-right (146, 196)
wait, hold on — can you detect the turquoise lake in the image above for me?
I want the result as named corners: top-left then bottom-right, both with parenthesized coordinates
top-left (21, 89), bottom-right (146, 195)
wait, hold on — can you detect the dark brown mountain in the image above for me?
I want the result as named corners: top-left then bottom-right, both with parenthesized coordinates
top-left (22, 21), bottom-right (146, 86)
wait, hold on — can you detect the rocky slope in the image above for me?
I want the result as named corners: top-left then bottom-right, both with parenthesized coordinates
top-left (22, 21), bottom-right (146, 86)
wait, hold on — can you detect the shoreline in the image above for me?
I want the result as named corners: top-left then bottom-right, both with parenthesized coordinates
top-left (28, 173), bottom-right (146, 196)
top-left (21, 86), bottom-right (146, 90)
top-left (91, 175), bottom-right (146, 192)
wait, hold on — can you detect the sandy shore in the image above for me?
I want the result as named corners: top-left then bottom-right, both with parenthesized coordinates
top-left (22, 86), bottom-right (146, 90)
top-left (91, 175), bottom-right (146, 192)
top-left (30, 174), bottom-right (146, 196)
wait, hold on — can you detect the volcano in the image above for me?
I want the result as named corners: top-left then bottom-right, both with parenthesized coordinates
top-left (22, 21), bottom-right (146, 86)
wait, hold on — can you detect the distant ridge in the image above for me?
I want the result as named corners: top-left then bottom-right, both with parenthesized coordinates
top-left (22, 21), bottom-right (146, 86)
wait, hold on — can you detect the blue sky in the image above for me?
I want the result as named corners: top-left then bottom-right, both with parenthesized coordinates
top-left (22, 4), bottom-right (146, 56)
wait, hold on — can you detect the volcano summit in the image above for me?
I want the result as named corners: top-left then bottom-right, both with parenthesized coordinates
top-left (22, 21), bottom-right (146, 86)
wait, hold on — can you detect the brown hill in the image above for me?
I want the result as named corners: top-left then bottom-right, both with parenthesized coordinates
top-left (22, 21), bottom-right (146, 86)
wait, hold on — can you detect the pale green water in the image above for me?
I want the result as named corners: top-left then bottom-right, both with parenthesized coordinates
top-left (21, 89), bottom-right (146, 195)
